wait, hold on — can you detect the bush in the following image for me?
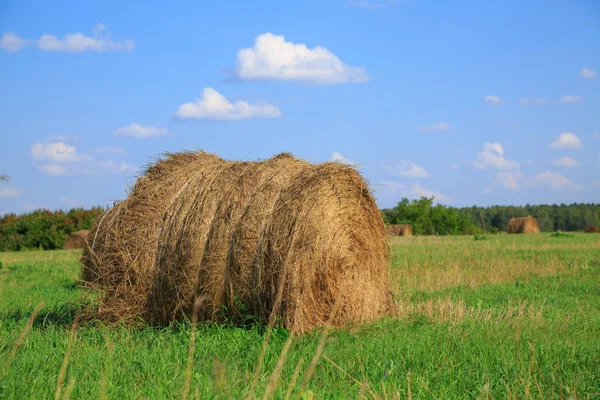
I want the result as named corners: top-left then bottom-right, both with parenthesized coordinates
top-left (550, 231), bottom-right (574, 238)
top-left (474, 234), bottom-right (488, 241)
top-left (0, 206), bottom-right (106, 251)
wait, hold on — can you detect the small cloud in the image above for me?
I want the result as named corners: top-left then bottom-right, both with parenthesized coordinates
top-left (346, 0), bottom-right (384, 9)
top-left (552, 156), bottom-right (580, 168)
top-left (494, 171), bottom-right (522, 190)
top-left (0, 187), bottom-right (19, 198)
top-left (419, 122), bottom-right (451, 132)
top-left (536, 171), bottom-right (584, 190)
top-left (0, 32), bottom-right (30, 52)
top-left (410, 184), bottom-right (451, 203)
top-left (38, 24), bottom-right (134, 53)
top-left (473, 142), bottom-right (520, 170)
top-left (451, 164), bottom-right (460, 171)
top-left (113, 123), bottom-right (170, 138)
top-left (523, 160), bottom-right (536, 166)
top-left (92, 146), bottom-right (126, 154)
top-left (520, 98), bottom-right (547, 106)
top-left (18, 202), bottom-right (38, 212)
top-left (98, 161), bottom-right (138, 175)
top-left (61, 198), bottom-right (84, 208)
top-left (38, 164), bottom-right (67, 176)
top-left (386, 161), bottom-right (430, 178)
top-left (173, 88), bottom-right (281, 121)
top-left (549, 132), bottom-right (581, 149)
top-left (484, 95), bottom-right (505, 106)
top-left (234, 33), bottom-right (369, 84)
top-left (331, 152), bottom-right (356, 165)
top-left (579, 67), bottom-right (596, 79)
top-left (374, 180), bottom-right (407, 195)
top-left (31, 142), bottom-right (93, 163)
top-left (594, 133), bottom-right (600, 138)
top-left (560, 95), bottom-right (583, 103)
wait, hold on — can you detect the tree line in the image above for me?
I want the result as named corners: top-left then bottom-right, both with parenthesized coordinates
top-left (0, 199), bottom-right (599, 251)
top-left (382, 198), bottom-right (600, 235)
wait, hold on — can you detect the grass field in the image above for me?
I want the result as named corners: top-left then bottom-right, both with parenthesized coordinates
top-left (1, 233), bottom-right (599, 399)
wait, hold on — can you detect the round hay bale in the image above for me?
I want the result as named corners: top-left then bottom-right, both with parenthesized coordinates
top-left (386, 224), bottom-right (412, 237)
top-left (64, 230), bottom-right (89, 249)
top-left (82, 151), bottom-right (394, 332)
top-left (506, 216), bottom-right (540, 234)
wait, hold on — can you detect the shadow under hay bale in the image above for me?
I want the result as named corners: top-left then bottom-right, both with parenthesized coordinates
top-left (63, 230), bottom-right (89, 250)
top-left (506, 216), bottom-right (540, 234)
top-left (386, 224), bottom-right (412, 237)
top-left (82, 151), bottom-right (394, 333)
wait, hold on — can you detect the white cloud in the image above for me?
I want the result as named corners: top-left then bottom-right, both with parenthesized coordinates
top-left (92, 146), bottom-right (125, 154)
top-left (346, 1), bottom-right (384, 9)
top-left (473, 142), bottom-right (520, 170)
top-left (234, 33), bottom-right (369, 84)
top-left (552, 156), bottom-right (580, 168)
top-left (31, 142), bottom-right (92, 163)
top-left (579, 67), bottom-right (596, 79)
top-left (549, 132), bottom-right (581, 149)
top-left (0, 187), bottom-right (19, 198)
top-left (536, 171), bottom-right (584, 190)
top-left (419, 122), bottom-right (451, 132)
top-left (494, 171), bottom-right (522, 190)
top-left (113, 123), bottom-right (170, 138)
top-left (38, 164), bottom-right (67, 176)
top-left (331, 152), bottom-right (356, 165)
top-left (98, 161), bottom-right (138, 175)
top-left (386, 161), bottom-right (430, 178)
top-left (61, 198), bottom-right (84, 208)
top-left (520, 98), bottom-right (547, 106)
top-left (173, 88), bottom-right (281, 121)
top-left (18, 202), bottom-right (38, 212)
top-left (374, 180), bottom-right (407, 197)
top-left (410, 184), bottom-right (451, 203)
top-left (560, 95), bottom-right (583, 103)
top-left (38, 24), bottom-right (133, 53)
top-left (594, 133), bottom-right (600, 138)
top-left (0, 32), bottom-right (30, 52)
top-left (452, 164), bottom-right (460, 170)
top-left (484, 95), bottom-right (505, 106)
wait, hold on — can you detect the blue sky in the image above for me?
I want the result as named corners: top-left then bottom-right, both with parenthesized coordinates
top-left (0, 0), bottom-right (599, 213)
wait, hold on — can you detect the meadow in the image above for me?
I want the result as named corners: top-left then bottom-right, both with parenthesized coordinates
top-left (0, 233), bottom-right (599, 399)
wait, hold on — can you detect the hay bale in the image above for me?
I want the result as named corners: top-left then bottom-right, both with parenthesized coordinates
top-left (63, 230), bottom-right (89, 249)
top-left (82, 151), bottom-right (394, 332)
top-left (506, 216), bottom-right (540, 234)
top-left (387, 224), bottom-right (412, 237)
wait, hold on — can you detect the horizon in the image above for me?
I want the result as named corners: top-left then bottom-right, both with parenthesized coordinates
top-left (1, 0), bottom-right (599, 213)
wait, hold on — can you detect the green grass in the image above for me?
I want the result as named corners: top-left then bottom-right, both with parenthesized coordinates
top-left (1, 233), bottom-right (599, 399)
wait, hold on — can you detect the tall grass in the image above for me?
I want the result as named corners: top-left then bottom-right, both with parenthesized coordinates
top-left (0, 233), bottom-right (599, 398)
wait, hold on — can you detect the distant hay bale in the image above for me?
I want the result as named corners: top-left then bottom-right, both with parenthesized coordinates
top-left (387, 224), bottom-right (412, 237)
top-left (63, 230), bottom-right (89, 249)
top-left (506, 216), bottom-right (540, 234)
top-left (82, 151), bottom-right (394, 333)
top-left (584, 226), bottom-right (599, 233)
